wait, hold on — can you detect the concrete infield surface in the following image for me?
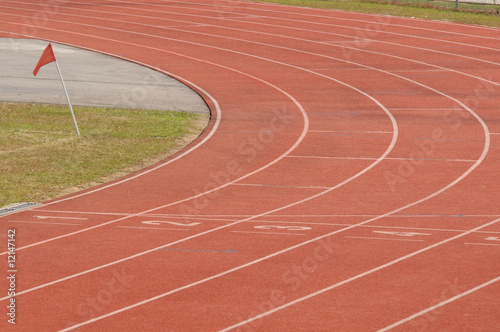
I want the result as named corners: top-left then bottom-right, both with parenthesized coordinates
top-left (0, 38), bottom-right (209, 114)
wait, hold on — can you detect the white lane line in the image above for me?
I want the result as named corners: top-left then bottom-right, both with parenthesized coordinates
top-left (464, 242), bottom-right (500, 247)
top-left (286, 156), bottom-right (476, 162)
top-left (346, 236), bottom-right (424, 242)
top-left (378, 276), bottom-right (500, 332)
top-left (31, 210), bottom-right (129, 216)
top-left (309, 130), bottom-right (393, 134)
top-left (29, 210), bottom-right (500, 218)
top-left (116, 226), bottom-right (191, 231)
top-left (220, 218), bottom-right (500, 331)
top-left (35, 215), bottom-right (87, 220)
top-left (232, 183), bottom-right (330, 189)
top-left (388, 108), bottom-right (462, 111)
top-left (309, 67), bottom-right (370, 70)
top-left (8, 221), bottom-right (80, 226)
top-left (230, 231), bottom-right (306, 236)
top-left (389, 70), bottom-right (448, 72)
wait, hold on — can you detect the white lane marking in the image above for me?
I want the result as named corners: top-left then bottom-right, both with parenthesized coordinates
top-left (25, 210), bottom-right (500, 218)
top-left (373, 231), bottom-right (432, 237)
top-left (31, 210), bottom-right (129, 216)
top-left (388, 108), bottom-right (462, 111)
top-left (8, 221), bottom-right (80, 226)
top-left (464, 242), bottom-right (500, 246)
top-left (309, 130), bottom-right (393, 134)
top-left (141, 221), bottom-right (201, 227)
top-left (286, 156), bottom-right (476, 162)
top-left (35, 215), bottom-right (87, 220)
top-left (232, 183), bottom-right (330, 189)
top-left (254, 225), bottom-right (311, 231)
top-left (378, 276), bottom-right (500, 331)
top-left (346, 236), bottom-right (424, 242)
top-left (116, 226), bottom-right (191, 231)
top-left (230, 231), bottom-right (307, 236)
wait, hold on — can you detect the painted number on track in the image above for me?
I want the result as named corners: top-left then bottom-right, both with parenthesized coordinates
top-left (373, 231), bottom-right (431, 237)
top-left (142, 221), bottom-right (201, 227)
top-left (254, 225), bottom-right (311, 231)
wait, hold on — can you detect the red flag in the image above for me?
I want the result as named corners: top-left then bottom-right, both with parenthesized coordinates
top-left (33, 43), bottom-right (56, 76)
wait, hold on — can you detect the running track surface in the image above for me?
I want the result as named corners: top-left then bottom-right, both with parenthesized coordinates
top-left (1, 1), bottom-right (499, 331)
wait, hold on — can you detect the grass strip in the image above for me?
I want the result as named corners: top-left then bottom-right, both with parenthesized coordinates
top-left (0, 102), bottom-right (208, 207)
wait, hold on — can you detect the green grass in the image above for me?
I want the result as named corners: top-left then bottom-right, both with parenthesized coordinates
top-left (254, 0), bottom-right (500, 27)
top-left (0, 103), bottom-right (208, 207)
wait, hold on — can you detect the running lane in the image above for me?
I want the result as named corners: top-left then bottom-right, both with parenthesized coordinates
top-left (0, 0), bottom-right (498, 331)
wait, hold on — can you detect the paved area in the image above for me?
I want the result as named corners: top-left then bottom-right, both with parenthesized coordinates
top-left (0, 38), bottom-right (209, 114)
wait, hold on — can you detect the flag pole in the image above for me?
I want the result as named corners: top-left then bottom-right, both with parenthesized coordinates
top-left (54, 60), bottom-right (80, 136)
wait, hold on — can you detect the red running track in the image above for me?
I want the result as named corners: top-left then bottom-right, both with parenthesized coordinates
top-left (1, 0), bottom-right (499, 331)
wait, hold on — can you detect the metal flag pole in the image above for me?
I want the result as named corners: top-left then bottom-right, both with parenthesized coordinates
top-left (54, 60), bottom-right (80, 136)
